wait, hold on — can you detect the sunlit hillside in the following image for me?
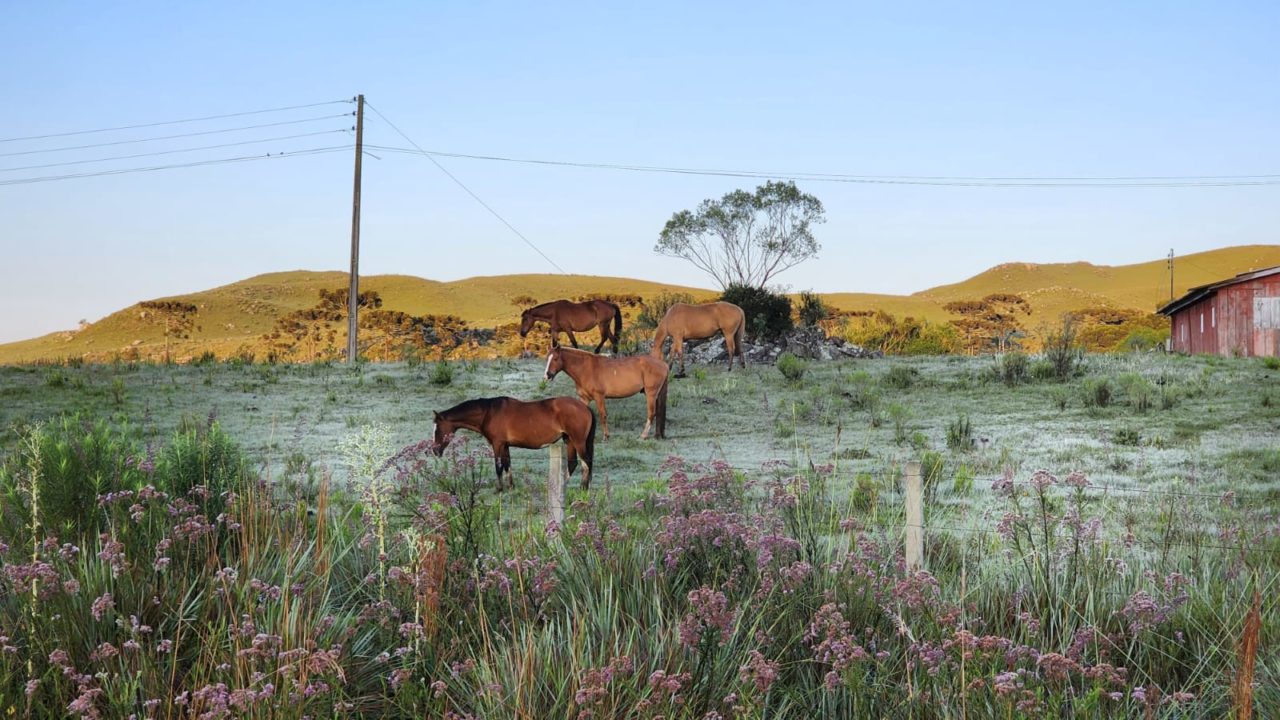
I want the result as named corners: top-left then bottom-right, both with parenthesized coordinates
top-left (2, 245), bottom-right (1277, 363)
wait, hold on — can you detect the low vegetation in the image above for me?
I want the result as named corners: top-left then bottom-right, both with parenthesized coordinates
top-left (0, 351), bottom-right (1276, 717)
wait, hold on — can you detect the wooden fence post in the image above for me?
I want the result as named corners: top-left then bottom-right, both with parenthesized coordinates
top-left (905, 460), bottom-right (924, 571)
top-left (548, 443), bottom-right (566, 524)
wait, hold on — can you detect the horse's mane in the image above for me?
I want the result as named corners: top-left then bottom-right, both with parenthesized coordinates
top-left (441, 397), bottom-right (508, 418)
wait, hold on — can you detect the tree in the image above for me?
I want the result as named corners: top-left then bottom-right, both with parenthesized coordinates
top-left (944, 293), bottom-right (1031, 353)
top-left (656, 180), bottom-right (825, 289)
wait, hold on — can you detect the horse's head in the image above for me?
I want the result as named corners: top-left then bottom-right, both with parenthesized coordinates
top-left (518, 309), bottom-right (534, 338)
top-left (431, 411), bottom-right (455, 456)
top-left (544, 348), bottom-right (564, 380)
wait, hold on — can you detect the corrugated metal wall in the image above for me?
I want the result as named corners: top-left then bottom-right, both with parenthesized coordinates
top-left (1170, 274), bottom-right (1280, 357)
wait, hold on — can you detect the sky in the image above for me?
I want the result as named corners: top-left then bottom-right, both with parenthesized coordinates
top-left (2, 1), bottom-right (1278, 343)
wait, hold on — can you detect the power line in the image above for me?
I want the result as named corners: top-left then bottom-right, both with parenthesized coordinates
top-left (0, 129), bottom-right (352, 173)
top-left (363, 145), bottom-right (1280, 188)
top-left (362, 102), bottom-right (567, 274)
top-left (0, 99), bottom-right (354, 144)
top-left (0, 145), bottom-right (351, 186)
top-left (0, 114), bottom-right (354, 159)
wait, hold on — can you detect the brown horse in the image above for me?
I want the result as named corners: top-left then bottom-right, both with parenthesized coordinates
top-left (520, 299), bottom-right (622, 353)
top-left (651, 301), bottom-right (746, 375)
top-left (544, 347), bottom-right (668, 440)
top-left (432, 396), bottom-right (596, 490)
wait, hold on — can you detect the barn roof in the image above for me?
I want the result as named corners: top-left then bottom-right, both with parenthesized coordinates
top-left (1158, 265), bottom-right (1280, 316)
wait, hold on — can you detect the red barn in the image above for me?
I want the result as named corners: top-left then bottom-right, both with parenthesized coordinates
top-left (1158, 265), bottom-right (1280, 357)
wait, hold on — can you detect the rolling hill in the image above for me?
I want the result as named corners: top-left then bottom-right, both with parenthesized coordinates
top-left (3, 245), bottom-right (1278, 364)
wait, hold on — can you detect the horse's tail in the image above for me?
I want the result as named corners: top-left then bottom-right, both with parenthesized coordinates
top-left (583, 408), bottom-right (597, 488)
top-left (734, 307), bottom-right (747, 364)
top-left (609, 302), bottom-right (622, 348)
top-left (655, 374), bottom-right (669, 439)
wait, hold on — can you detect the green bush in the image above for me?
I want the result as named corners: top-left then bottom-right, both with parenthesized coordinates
top-left (797, 290), bottom-right (829, 327)
top-left (1043, 318), bottom-right (1084, 379)
top-left (1082, 377), bottom-right (1112, 408)
top-left (883, 365), bottom-right (918, 390)
top-left (429, 360), bottom-right (454, 386)
top-left (154, 419), bottom-right (251, 502)
top-left (720, 283), bottom-right (792, 341)
top-left (1112, 427), bottom-right (1141, 446)
top-left (1262, 356), bottom-right (1280, 371)
top-left (1050, 387), bottom-right (1070, 412)
top-left (1117, 326), bottom-right (1170, 352)
top-left (635, 291), bottom-right (696, 330)
top-left (888, 403), bottom-right (911, 445)
top-left (776, 352), bottom-right (807, 382)
top-left (1118, 373), bottom-right (1155, 412)
top-left (1029, 359), bottom-right (1056, 381)
top-left (998, 352), bottom-right (1029, 386)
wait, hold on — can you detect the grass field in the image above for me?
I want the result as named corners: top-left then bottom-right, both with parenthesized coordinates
top-left (0, 351), bottom-right (1277, 717)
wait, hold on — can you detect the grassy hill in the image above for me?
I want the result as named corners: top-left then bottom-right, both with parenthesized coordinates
top-left (3, 245), bottom-right (1278, 363)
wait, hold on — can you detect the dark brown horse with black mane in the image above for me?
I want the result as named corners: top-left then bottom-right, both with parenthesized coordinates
top-left (544, 347), bottom-right (668, 440)
top-left (520, 299), bottom-right (622, 353)
top-left (432, 396), bottom-right (596, 490)
top-left (652, 301), bottom-right (746, 375)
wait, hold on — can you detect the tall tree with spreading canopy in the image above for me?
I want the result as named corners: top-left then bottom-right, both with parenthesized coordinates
top-left (656, 180), bottom-right (825, 289)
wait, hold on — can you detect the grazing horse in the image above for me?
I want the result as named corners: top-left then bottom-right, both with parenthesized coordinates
top-left (520, 299), bottom-right (622, 353)
top-left (432, 396), bottom-right (596, 490)
top-left (651, 301), bottom-right (746, 375)
top-left (544, 347), bottom-right (668, 440)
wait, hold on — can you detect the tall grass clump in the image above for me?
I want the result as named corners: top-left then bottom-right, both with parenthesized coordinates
top-left (945, 414), bottom-right (973, 450)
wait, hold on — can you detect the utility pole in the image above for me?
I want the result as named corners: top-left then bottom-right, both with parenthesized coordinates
top-left (1168, 248), bottom-right (1174, 302)
top-left (347, 94), bottom-right (364, 363)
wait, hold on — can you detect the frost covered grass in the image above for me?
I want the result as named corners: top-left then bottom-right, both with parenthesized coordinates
top-left (0, 352), bottom-right (1276, 716)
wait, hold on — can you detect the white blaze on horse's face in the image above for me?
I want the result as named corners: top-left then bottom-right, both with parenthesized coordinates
top-left (544, 351), bottom-right (555, 379)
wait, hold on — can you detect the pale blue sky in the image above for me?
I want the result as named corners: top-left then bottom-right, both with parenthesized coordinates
top-left (2, 1), bottom-right (1277, 342)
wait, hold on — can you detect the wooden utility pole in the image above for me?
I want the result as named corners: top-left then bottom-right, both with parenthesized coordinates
top-left (1168, 248), bottom-right (1175, 302)
top-left (347, 94), bottom-right (365, 363)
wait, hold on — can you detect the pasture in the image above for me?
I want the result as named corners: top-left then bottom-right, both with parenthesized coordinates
top-left (0, 351), bottom-right (1277, 717)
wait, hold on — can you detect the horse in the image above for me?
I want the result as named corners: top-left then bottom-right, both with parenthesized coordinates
top-left (520, 299), bottom-right (622, 354)
top-left (544, 347), bottom-right (668, 441)
top-left (431, 396), bottom-right (596, 491)
top-left (651, 301), bottom-right (746, 375)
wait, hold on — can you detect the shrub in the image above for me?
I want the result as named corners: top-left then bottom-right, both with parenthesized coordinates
top-left (1043, 318), bottom-right (1084, 379)
top-left (1112, 427), bottom-right (1141, 446)
top-left (888, 403), bottom-right (911, 445)
top-left (797, 290), bottom-right (829, 327)
top-left (1262, 356), bottom-right (1280, 371)
top-left (635, 291), bottom-right (696, 330)
top-left (429, 360), bottom-right (454, 386)
top-left (720, 283), bottom-right (793, 341)
top-left (1118, 326), bottom-right (1170, 352)
top-left (776, 352), bottom-right (807, 382)
top-left (998, 351), bottom-right (1029, 386)
top-left (842, 310), bottom-right (962, 355)
top-left (883, 365), bottom-right (918, 390)
top-left (945, 414), bottom-right (973, 450)
top-left (154, 419), bottom-right (250, 502)
top-left (850, 472), bottom-right (878, 511)
top-left (1050, 387), bottom-right (1070, 412)
top-left (1082, 377), bottom-right (1112, 408)
top-left (1029, 359), bottom-right (1056, 381)
top-left (1118, 373), bottom-right (1154, 412)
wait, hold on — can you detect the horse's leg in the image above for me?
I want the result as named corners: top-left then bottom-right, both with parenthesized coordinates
top-left (567, 330), bottom-right (579, 349)
top-left (595, 394), bottom-right (609, 440)
top-left (640, 390), bottom-right (654, 440)
top-left (500, 447), bottom-right (513, 490)
top-left (674, 333), bottom-right (687, 376)
top-left (723, 326), bottom-right (736, 371)
top-left (492, 444), bottom-right (506, 490)
top-left (592, 322), bottom-right (606, 354)
top-left (549, 323), bottom-right (560, 348)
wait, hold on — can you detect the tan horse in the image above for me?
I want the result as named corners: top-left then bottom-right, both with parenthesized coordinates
top-left (520, 299), bottom-right (622, 353)
top-left (432, 396), bottom-right (596, 490)
top-left (544, 347), bottom-right (668, 440)
top-left (651, 301), bottom-right (746, 375)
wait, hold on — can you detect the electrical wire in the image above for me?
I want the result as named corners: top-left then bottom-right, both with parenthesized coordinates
top-left (0, 129), bottom-right (352, 173)
top-left (362, 101), bottom-right (567, 273)
top-left (0, 99), bottom-right (354, 144)
top-left (0, 145), bottom-right (351, 186)
top-left (363, 144), bottom-right (1280, 188)
top-left (0, 114), bottom-right (355, 159)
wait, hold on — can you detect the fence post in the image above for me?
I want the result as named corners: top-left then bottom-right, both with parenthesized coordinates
top-left (548, 443), bottom-right (566, 524)
top-left (905, 460), bottom-right (924, 571)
